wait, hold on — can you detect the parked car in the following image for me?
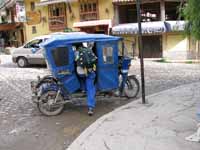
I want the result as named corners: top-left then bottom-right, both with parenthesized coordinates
top-left (12, 32), bottom-right (86, 67)
top-left (12, 35), bottom-right (50, 67)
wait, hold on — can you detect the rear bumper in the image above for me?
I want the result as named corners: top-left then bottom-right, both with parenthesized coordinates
top-left (12, 57), bottom-right (17, 63)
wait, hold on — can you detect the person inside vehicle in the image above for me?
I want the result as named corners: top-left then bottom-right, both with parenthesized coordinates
top-left (74, 42), bottom-right (97, 116)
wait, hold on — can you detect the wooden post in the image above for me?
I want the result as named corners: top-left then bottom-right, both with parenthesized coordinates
top-left (160, 0), bottom-right (165, 21)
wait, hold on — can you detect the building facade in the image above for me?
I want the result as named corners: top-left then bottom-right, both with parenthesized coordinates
top-left (0, 0), bottom-right (199, 60)
top-left (0, 0), bottom-right (26, 48)
top-left (24, 0), bottom-right (114, 41)
top-left (112, 0), bottom-right (199, 60)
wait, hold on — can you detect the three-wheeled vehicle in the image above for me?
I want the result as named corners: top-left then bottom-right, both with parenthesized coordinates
top-left (31, 33), bottom-right (140, 116)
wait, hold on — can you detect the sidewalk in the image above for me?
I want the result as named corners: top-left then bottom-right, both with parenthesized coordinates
top-left (67, 82), bottom-right (200, 150)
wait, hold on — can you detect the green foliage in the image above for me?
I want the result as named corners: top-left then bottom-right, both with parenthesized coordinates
top-left (64, 28), bottom-right (73, 32)
top-left (157, 58), bottom-right (169, 63)
top-left (185, 60), bottom-right (193, 64)
top-left (183, 0), bottom-right (200, 40)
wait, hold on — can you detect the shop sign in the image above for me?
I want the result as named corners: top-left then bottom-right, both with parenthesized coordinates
top-left (26, 11), bottom-right (41, 25)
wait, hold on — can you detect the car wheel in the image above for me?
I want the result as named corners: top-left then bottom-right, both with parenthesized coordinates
top-left (17, 57), bottom-right (28, 68)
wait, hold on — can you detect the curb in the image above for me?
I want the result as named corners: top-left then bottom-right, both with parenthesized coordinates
top-left (156, 59), bottom-right (200, 64)
top-left (67, 82), bottom-right (200, 150)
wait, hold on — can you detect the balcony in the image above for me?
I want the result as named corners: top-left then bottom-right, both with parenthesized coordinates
top-left (48, 15), bottom-right (66, 31)
top-left (80, 12), bottom-right (98, 22)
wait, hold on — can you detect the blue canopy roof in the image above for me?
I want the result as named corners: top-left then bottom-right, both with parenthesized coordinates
top-left (42, 33), bottom-right (122, 48)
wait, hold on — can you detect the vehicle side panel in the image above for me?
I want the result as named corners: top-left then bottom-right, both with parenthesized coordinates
top-left (45, 45), bottom-right (80, 93)
top-left (96, 40), bottom-right (119, 91)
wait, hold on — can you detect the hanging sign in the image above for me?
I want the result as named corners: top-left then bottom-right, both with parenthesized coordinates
top-left (15, 1), bottom-right (26, 22)
top-left (26, 11), bottom-right (41, 25)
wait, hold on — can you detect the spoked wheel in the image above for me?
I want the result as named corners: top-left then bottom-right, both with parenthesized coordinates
top-left (124, 76), bottom-right (140, 98)
top-left (38, 90), bottom-right (64, 116)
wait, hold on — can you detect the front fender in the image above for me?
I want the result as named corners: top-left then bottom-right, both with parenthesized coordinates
top-left (128, 74), bottom-right (137, 79)
top-left (39, 83), bottom-right (59, 95)
top-left (36, 75), bottom-right (58, 88)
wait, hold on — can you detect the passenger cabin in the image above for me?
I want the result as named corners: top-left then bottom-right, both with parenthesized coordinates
top-left (42, 33), bottom-right (122, 93)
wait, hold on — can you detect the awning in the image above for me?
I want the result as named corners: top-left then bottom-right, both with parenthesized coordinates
top-left (112, 0), bottom-right (160, 4)
top-left (0, 23), bottom-right (22, 31)
top-left (73, 19), bottom-right (112, 28)
top-left (36, 0), bottom-right (77, 6)
top-left (165, 21), bottom-right (186, 32)
top-left (112, 21), bottom-right (167, 35)
top-left (113, 0), bottom-right (134, 3)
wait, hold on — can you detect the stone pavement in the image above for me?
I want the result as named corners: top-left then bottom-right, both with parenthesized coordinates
top-left (67, 82), bottom-right (200, 150)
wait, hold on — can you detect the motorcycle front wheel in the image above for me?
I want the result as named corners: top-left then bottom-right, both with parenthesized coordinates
top-left (38, 90), bottom-right (64, 116)
top-left (124, 76), bottom-right (140, 99)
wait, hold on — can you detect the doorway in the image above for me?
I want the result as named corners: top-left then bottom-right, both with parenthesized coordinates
top-left (142, 35), bottom-right (162, 58)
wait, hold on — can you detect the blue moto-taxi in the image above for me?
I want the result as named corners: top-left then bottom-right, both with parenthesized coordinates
top-left (30, 33), bottom-right (140, 116)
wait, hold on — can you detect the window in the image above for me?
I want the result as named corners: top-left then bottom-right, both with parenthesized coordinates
top-left (118, 5), bottom-right (137, 24)
top-left (32, 26), bottom-right (37, 34)
top-left (24, 39), bottom-right (42, 48)
top-left (79, 0), bottom-right (98, 21)
top-left (31, 2), bottom-right (35, 11)
top-left (141, 3), bottom-right (160, 22)
top-left (118, 3), bottom-right (160, 23)
top-left (103, 46), bottom-right (113, 64)
top-left (52, 47), bottom-right (69, 67)
top-left (48, 3), bottom-right (67, 31)
top-left (165, 2), bottom-right (184, 20)
top-left (44, 38), bottom-right (49, 42)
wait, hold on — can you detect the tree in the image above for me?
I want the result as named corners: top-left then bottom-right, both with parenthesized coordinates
top-left (183, 0), bottom-right (200, 40)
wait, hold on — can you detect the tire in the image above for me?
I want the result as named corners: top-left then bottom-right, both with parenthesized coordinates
top-left (17, 57), bottom-right (28, 68)
top-left (38, 90), bottom-right (64, 116)
top-left (124, 76), bottom-right (140, 98)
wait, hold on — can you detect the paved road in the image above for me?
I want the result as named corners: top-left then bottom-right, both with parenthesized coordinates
top-left (130, 60), bottom-right (200, 96)
top-left (0, 55), bottom-right (200, 150)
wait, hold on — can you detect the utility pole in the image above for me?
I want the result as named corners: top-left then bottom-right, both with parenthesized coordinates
top-left (136, 0), bottom-right (146, 104)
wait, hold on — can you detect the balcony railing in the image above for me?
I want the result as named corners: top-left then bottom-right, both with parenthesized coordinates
top-left (80, 12), bottom-right (98, 22)
top-left (48, 15), bottom-right (66, 31)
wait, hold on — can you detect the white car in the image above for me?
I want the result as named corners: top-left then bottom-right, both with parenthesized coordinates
top-left (12, 35), bottom-right (50, 67)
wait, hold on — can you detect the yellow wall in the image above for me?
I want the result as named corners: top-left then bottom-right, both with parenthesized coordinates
top-left (98, 0), bottom-right (114, 20)
top-left (163, 32), bottom-right (191, 59)
top-left (117, 33), bottom-right (190, 59)
top-left (24, 0), bottom-right (50, 41)
top-left (165, 33), bottom-right (188, 52)
top-left (66, 2), bottom-right (80, 30)
top-left (24, 0), bottom-right (114, 41)
top-left (67, 0), bottom-right (114, 31)
top-left (120, 35), bottom-right (138, 56)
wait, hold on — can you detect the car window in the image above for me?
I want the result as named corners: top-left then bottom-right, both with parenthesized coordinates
top-left (24, 39), bottom-right (43, 48)
top-left (43, 38), bottom-right (49, 42)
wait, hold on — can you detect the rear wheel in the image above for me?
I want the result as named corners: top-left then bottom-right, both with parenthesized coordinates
top-left (17, 57), bottom-right (28, 68)
top-left (124, 76), bottom-right (140, 98)
top-left (38, 90), bottom-right (64, 116)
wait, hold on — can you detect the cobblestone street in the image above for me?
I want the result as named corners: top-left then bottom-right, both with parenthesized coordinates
top-left (130, 60), bottom-right (200, 96)
top-left (0, 55), bottom-right (200, 150)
